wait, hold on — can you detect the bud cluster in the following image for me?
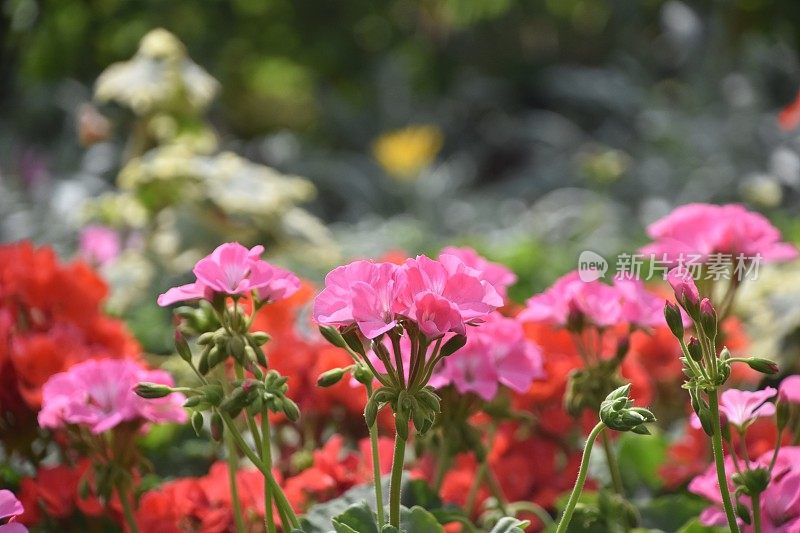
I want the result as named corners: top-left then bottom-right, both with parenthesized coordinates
top-left (598, 384), bottom-right (656, 434)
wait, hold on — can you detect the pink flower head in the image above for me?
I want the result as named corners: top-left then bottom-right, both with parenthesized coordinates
top-left (641, 203), bottom-right (798, 266)
top-left (520, 271), bottom-right (662, 329)
top-left (38, 359), bottom-right (187, 434)
top-left (0, 490), bottom-right (25, 533)
top-left (430, 313), bottom-right (544, 401)
top-left (691, 387), bottom-right (777, 431)
top-left (667, 267), bottom-right (700, 307)
top-left (79, 225), bottom-right (120, 267)
top-left (396, 255), bottom-right (503, 338)
top-left (779, 375), bottom-right (800, 404)
top-left (157, 242), bottom-right (299, 306)
top-left (440, 246), bottom-right (517, 300)
top-left (314, 260), bottom-right (401, 339)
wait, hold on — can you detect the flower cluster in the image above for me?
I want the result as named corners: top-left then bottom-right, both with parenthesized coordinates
top-left (314, 253), bottom-right (502, 340)
top-left (157, 242), bottom-right (300, 306)
top-left (641, 203), bottom-right (798, 265)
top-left (38, 358), bottom-right (187, 434)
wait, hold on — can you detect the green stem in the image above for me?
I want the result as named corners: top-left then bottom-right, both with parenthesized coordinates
top-left (464, 462), bottom-right (485, 515)
top-left (261, 413), bottom-right (277, 533)
top-left (432, 442), bottom-right (450, 493)
top-left (117, 481), bottom-right (140, 533)
top-left (708, 389), bottom-right (741, 533)
top-left (224, 433), bottom-right (247, 533)
top-left (555, 422), bottom-right (605, 533)
top-left (600, 431), bottom-right (624, 495)
top-left (219, 412), bottom-right (300, 529)
top-left (366, 383), bottom-right (386, 527)
top-left (389, 431), bottom-right (407, 527)
top-left (752, 492), bottom-right (762, 533)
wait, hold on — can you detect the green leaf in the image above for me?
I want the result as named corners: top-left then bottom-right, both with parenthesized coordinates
top-left (489, 516), bottom-right (531, 532)
top-left (639, 494), bottom-right (713, 532)
top-left (331, 501), bottom-right (380, 533)
top-left (400, 505), bottom-right (444, 533)
top-left (400, 479), bottom-right (442, 510)
top-left (300, 480), bottom-right (390, 533)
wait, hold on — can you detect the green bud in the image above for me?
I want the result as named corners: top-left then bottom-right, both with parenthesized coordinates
top-left (247, 339), bottom-right (268, 367)
top-left (134, 382), bottom-right (174, 399)
top-left (341, 329), bottom-right (366, 357)
top-left (395, 410), bottom-right (409, 440)
top-left (282, 398), bottom-right (300, 422)
top-left (687, 337), bottom-right (703, 363)
top-left (198, 346), bottom-right (211, 375)
top-left (210, 412), bottom-right (224, 441)
top-left (664, 302), bottom-right (684, 339)
top-left (197, 331), bottom-right (215, 345)
top-left (352, 364), bottom-right (373, 385)
top-left (191, 411), bottom-right (204, 436)
top-left (697, 407), bottom-right (714, 437)
top-left (250, 331), bottom-right (271, 346)
top-left (317, 367), bottom-right (347, 387)
top-left (631, 425), bottom-right (651, 435)
top-left (365, 397), bottom-right (379, 428)
top-left (744, 357), bottom-right (779, 375)
top-left (318, 325), bottom-right (347, 349)
top-left (416, 387), bottom-right (441, 414)
top-left (172, 332), bottom-right (191, 362)
top-left (777, 400), bottom-right (790, 431)
top-left (228, 336), bottom-right (246, 362)
top-left (439, 334), bottom-right (468, 357)
top-left (736, 501), bottom-right (751, 525)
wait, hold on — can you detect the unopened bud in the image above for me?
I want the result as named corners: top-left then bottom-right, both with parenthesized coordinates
top-left (317, 367), bottom-right (347, 387)
top-left (664, 302), bottom-right (684, 339)
top-left (687, 337), bottom-right (703, 363)
top-left (365, 397), bottom-right (379, 428)
top-left (250, 332), bottom-right (271, 346)
top-left (439, 334), bottom-right (468, 357)
top-left (777, 400), bottom-right (790, 430)
top-left (736, 502), bottom-right (751, 525)
top-left (282, 398), bottom-right (300, 422)
top-left (744, 357), bottom-right (779, 375)
top-left (134, 382), bottom-right (174, 399)
top-left (210, 413), bottom-right (224, 441)
top-left (699, 298), bottom-right (717, 335)
top-left (191, 411), bottom-right (204, 436)
top-left (175, 331), bottom-right (193, 362)
top-left (318, 325), bottom-right (347, 349)
top-left (352, 364), bottom-right (373, 385)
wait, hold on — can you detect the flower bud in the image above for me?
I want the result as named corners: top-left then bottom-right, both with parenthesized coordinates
top-left (250, 331), bottom-right (271, 346)
top-left (439, 334), bottom-right (468, 358)
top-left (228, 336), bottom-right (246, 363)
top-left (776, 400), bottom-right (790, 431)
top-left (395, 409), bottom-right (410, 440)
top-left (699, 298), bottom-right (717, 335)
top-left (736, 501), bottom-right (752, 525)
top-left (197, 331), bottom-right (215, 345)
top-left (191, 411), bottom-right (204, 436)
top-left (352, 364), bottom-right (373, 385)
top-left (134, 382), bottom-right (174, 399)
top-left (687, 337), bottom-right (703, 363)
top-left (282, 398), bottom-right (300, 422)
top-left (318, 325), bottom-right (347, 349)
top-left (364, 397), bottom-right (379, 427)
top-left (210, 412), bottom-right (224, 441)
top-left (664, 302), bottom-right (684, 339)
top-left (317, 367), bottom-right (347, 387)
top-left (175, 331), bottom-right (193, 363)
top-left (667, 267), bottom-right (700, 310)
top-left (744, 357), bottom-right (779, 375)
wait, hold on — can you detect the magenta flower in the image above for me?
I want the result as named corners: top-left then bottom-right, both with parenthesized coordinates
top-left (779, 375), bottom-right (800, 404)
top-left (519, 271), bottom-right (662, 329)
top-left (79, 225), bottom-right (120, 267)
top-left (430, 313), bottom-right (544, 400)
top-left (690, 387), bottom-right (777, 431)
top-left (314, 260), bottom-right (401, 339)
top-left (38, 359), bottom-right (187, 434)
top-left (666, 267), bottom-right (700, 307)
top-left (641, 203), bottom-right (798, 265)
top-left (440, 246), bottom-right (517, 300)
top-left (690, 447), bottom-right (800, 532)
top-left (157, 242), bottom-right (299, 306)
top-left (0, 490), bottom-right (25, 533)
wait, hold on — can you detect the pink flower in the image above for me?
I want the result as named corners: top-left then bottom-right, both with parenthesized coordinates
top-left (779, 375), bottom-right (800, 404)
top-left (690, 387), bottom-right (777, 431)
top-left (79, 225), bottom-right (120, 267)
top-left (0, 490), bottom-right (25, 533)
top-left (690, 447), bottom-right (800, 532)
top-left (396, 255), bottom-right (503, 338)
top-left (430, 313), bottom-right (544, 400)
top-left (666, 267), bottom-right (700, 307)
top-left (519, 271), bottom-right (662, 328)
top-left (157, 242), bottom-right (299, 306)
top-left (440, 246), bottom-right (517, 300)
top-left (38, 359), bottom-right (187, 434)
top-left (641, 203), bottom-right (798, 265)
top-left (314, 260), bottom-right (401, 339)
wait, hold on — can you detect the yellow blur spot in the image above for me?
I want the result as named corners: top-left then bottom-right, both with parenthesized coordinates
top-left (372, 125), bottom-right (444, 180)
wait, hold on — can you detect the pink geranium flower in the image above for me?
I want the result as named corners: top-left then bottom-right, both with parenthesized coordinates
top-left (779, 375), bottom-right (800, 404)
top-left (440, 246), bottom-right (517, 300)
top-left (667, 266), bottom-right (700, 307)
top-left (314, 260), bottom-right (401, 339)
top-left (38, 359), bottom-right (187, 434)
top-left (157, 242), bottom-right (299, 306)
top-left (690, 387), bottom-right (777, 431)
top-left (519, 271), bottom-right (662, 328)
top-left (690, 447), bottom-right (800, 532)
top-left (641, 203), bottom-right (798, 265)
top-left (430, 313), bottom-right (544, 400)
top-left (0, 490), bottom-right (26, 533)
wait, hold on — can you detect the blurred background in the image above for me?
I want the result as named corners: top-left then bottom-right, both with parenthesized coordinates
top-left (2, 0), bottom-right (800, 352)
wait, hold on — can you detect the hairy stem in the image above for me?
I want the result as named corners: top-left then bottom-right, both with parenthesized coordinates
top-left (389, 431), bottom-right (407, 527)
top-left (708, 389), bottom-right (741, 533)
top-left (555, 422), bottom-right (606, 533)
